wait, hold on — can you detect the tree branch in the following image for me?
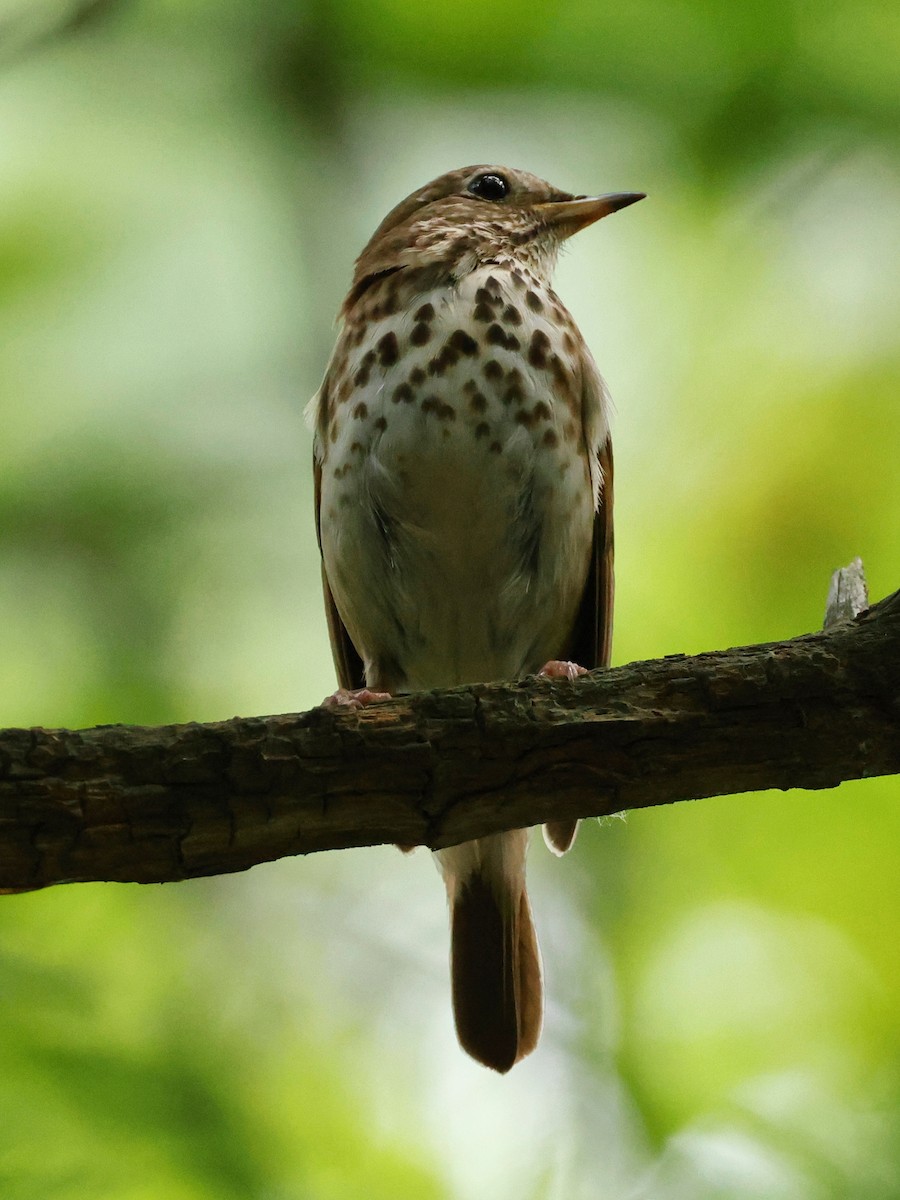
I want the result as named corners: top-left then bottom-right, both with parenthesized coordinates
top-left (1, 578), bottom-right (898, 892)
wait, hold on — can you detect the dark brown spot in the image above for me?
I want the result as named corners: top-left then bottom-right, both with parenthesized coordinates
top-left (377, 331), bottom-right (399, 367)
top-left (488, 440), bottom-right (502, 454)
top-left (475, 287), bottom-right (500, 307)
top-left (409, 367), bottom-right (425, 385)
top-left (352, 347), bottom-right (377, 387)
top-left (421, 395), bottom-right (456, 421)
top-left (502, 382), bottom-right (524, 406)
top-left (525, 290), bottom-right (543, 313)
top-left (515, 401), bottom-right (552, 427)
top-left (510, 269), bottom-right (526, 289)
top-left (469, 391), bottom-right (488, 413)
top-left (381, 290), bottom-right (399, 317)
top-left (502, 305), bottom-right (522, 327)
top-left (428, 344), bottom-right (460, 376)
top-left (483, 359), bottom-right (503, 382)
top-left (374, 416), bottom-right (387, 432)
top-left (475, 422), bottom-right (490, 439)
top-left (549, 353), bottom-right (570, 390)
top-left (486, 323), bottom-right (519, 350)
top-left (473, 302), bottom-right (494, 322)
top-left (562, 331), bottom-right (576, 353)
top-left (350, 441), bottom-right (362, 454)
top-left (414, 302), bottom-right (435, 322)
top-left (542, 428), bottom-right (559, 448)
top-left (411, 322), bottom-right (432, 346)
top-left (352, 403), bottom-right (368, 420)
top-left (393, 383), bottom-right (414, 403)
top-left (449, 328), bottom-right (479, 356)
top-left (528, 328), bottom-right (551, 369)
top-left (485, 275), bottom-right (501, 294)
top-left (463, 379), bottom-right (477, 394)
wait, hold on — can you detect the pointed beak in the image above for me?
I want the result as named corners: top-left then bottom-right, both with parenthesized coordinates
top-left (536, 191), bottom-right (646, 238)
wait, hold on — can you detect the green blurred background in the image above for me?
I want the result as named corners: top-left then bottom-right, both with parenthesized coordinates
top-left (1, 1), bottom-right (898, 1197)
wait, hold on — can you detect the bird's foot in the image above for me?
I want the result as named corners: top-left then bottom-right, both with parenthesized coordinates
top-left (538, 660), bottom-right (588, 681)
top-left (322, 686), bottom-right (410, 851)
top-left (321, 686), bottom-right (392, 711)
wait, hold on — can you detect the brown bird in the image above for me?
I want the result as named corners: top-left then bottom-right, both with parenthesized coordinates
top-left (308, 165), bottom-right (643, 1072)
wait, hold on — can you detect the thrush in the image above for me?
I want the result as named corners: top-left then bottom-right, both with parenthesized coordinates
top-left (308, 165), bottom-right (643, 1073)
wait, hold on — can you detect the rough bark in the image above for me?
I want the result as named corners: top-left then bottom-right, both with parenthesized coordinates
top-left (1, 586), bottom-right (898, 892)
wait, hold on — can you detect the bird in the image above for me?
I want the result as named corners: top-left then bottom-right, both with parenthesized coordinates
top-left (308, 165), bottom-right (643, 1072)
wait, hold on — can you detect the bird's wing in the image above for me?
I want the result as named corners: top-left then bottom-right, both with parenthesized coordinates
top-left (544, 401), bottom-right (614, 857)
top-left (311, 378), bottom-right (366, 692)
top-left (565, 434), bottom-right (614, 671)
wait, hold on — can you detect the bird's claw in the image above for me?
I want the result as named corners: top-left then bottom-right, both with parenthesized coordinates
top-left (321, 686), bottom-right (393, 711)
top-left (538, 660), bottom-right (588, 682)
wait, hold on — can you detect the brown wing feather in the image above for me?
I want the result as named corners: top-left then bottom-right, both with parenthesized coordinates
top-left (563, 435), bottom-right (614, 670)
top-left (545, 436), bottom-right (614, 855)
top-left (314, 456), bottom-right (366, 691)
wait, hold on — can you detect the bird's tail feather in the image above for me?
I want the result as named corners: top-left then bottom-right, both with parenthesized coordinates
top-left (438, 832), bottom-right (542, 1073)
top-left (543, 819), bottom-right (580, 855)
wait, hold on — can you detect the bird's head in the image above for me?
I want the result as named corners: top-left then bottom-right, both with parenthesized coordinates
top-left (345, 165), bottom-right (644, 310)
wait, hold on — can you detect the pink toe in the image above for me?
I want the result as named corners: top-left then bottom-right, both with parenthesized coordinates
top-left (322, 686), bottom-right (393, 711)
top-left (538, 660), bottom-right (588, 681)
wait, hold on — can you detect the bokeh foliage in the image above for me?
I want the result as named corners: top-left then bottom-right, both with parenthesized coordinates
top-left (1, 1), bottom-right (898, 1196)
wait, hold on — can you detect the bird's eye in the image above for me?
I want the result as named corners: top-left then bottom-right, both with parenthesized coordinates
top-left (467, 173), bottom-right (510, 202)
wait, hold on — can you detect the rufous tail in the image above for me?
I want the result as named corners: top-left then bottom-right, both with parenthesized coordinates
top-left (438, 831), bottom-right (542, 1073)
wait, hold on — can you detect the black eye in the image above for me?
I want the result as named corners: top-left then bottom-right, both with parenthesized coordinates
top-left (467, 173), bottom-right (510, 202)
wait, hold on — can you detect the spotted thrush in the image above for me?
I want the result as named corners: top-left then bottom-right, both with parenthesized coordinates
top-left (309, 165), bottom-right (644, 1072)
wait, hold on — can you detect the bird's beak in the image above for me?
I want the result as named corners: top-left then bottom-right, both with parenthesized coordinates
top-left (537, 192), bottom-right (646, 238)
